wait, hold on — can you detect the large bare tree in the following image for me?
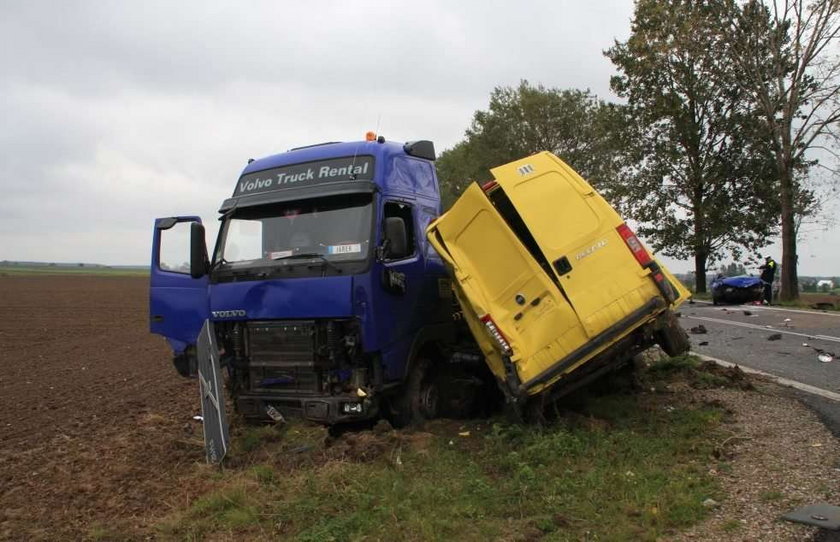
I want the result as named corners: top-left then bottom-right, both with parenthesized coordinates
top-left (727, 0), bottom-right (840, 301)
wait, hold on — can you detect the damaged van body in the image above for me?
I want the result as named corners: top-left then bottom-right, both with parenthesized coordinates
top-left (427, 151), bottom-right (690, 410)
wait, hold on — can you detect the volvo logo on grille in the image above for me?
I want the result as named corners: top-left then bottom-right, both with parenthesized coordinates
top-left (212, 309), bottom-right (247, 318)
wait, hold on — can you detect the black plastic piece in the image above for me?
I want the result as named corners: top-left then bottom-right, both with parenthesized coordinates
top-left (403, 140), bottom-right (436, 161)
top-left (190, 222), bottom-right (209, 279)
top-left (554, 256), bottom-right (573, 275)
top-left (156, 217), bottom-right (178, 230)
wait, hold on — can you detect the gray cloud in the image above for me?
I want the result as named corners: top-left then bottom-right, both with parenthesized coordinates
top-left (1, 1), bottom-right (836, 274)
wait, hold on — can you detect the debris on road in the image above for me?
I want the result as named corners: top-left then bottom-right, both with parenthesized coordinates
top-left (266, 405), bottom-right (286, 423)
top-left (767, 334), bottom-right (782, 341)
top-left (743, 310), bottom-right (752, 316)
top-left (699, 341), bottom-right (709, 346)
top-left (802, 344), bottom-right (835, 363)
top-left (690, 325), bottom-right (708, 334)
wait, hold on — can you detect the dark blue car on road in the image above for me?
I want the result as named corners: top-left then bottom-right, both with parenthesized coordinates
top-left (711, 275), bottom-right (765, 305)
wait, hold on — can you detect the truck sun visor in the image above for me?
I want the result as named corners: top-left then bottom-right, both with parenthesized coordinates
top-left (235, 156), bottom-right (375, 196)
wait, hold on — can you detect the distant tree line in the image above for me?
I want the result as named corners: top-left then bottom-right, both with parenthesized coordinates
top-left (436, 0), bottom-right (840, 299)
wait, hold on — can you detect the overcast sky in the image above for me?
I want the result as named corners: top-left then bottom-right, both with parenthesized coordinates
top-left (1, 1), bottom-right (837, 276)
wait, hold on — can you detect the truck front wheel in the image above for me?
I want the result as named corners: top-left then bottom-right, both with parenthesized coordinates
top-left (386, 357), bottom-right (439, 428)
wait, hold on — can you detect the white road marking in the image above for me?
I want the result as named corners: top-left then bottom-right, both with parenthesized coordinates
top-left (684, 314), bottom-right (840, 344)
top-left (690, 299), bottom-right (840, 317)
top-left (693, 352), bottom-right (840, 403)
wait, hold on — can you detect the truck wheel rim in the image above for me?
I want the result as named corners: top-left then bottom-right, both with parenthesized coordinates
top-left (419, 384), bottom-right (439, 418)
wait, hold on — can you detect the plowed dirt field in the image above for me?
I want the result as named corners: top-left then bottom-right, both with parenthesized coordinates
top-left (0, 275), bottom-right (205, 540)
top-left (2, 275), bottom-right (839, 541)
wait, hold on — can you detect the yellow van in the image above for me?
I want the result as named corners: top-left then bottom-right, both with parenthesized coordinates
top-left (427, 151), bottom-right (690, 409)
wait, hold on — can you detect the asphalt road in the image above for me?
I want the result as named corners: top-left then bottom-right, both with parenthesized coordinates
top-left (680, 301), bottom-right (840, 437)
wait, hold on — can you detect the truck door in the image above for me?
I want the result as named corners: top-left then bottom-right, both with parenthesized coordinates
top-left (488, 153), bottom-right (659, 338)
top-left (371, 200), bottom-right (432, 381)
top-left (149, 216), bottom-right (210, 352)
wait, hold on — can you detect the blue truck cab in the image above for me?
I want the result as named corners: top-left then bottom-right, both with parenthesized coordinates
top-left (150, 136), bottom-right (484, 425)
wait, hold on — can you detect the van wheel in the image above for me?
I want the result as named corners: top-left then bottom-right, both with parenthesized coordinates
top-left (656, 311), bottom-right (690, 356)
top-left (386, 357), bottom-right (438, 428)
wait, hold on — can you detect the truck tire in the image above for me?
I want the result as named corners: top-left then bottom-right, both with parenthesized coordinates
top-left (656, 310), bottom-right (690, 357)
top-left (386, 357), bottom-right (438, 428)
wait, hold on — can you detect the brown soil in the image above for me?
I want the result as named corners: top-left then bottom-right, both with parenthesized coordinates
top-left (1, 275), bottom-right (837, 541)
top-left (800, 292), bottom-right (839, 310)
top-left (0, 276), bottom-right (205, 540)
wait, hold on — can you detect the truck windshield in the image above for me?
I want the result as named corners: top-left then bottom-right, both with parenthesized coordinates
top-left (214, 193), bottom-right (373, 274)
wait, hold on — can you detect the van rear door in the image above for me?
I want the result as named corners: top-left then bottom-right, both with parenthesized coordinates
top-left (488, 153), bottom-right (663, 338)
top-left (427, 182), bottom-right (590, 391)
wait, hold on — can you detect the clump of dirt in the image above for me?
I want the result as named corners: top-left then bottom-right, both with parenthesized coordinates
top-left (325, 430), bottom-right (399, 462)
top-left (645, 356), bottom-right (754, 391)
top-left (227, 418), bottom-right (446, 472)
top-left (232, 407), bottom-right (456, 472)
top-left (694, 360), bottom-right (754, 390)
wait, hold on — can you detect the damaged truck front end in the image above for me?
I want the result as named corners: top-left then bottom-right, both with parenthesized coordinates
top-left (150, 138), bottom-right (484, 434)
top-left (219, 317), bottom-right (378, 424)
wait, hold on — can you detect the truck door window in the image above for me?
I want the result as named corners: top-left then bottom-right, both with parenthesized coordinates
top-left (383, 202), bottom-right (415, 260)
top-left (158, 221), bottom-right (192, 274)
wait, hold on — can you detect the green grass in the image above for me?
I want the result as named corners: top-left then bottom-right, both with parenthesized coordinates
top-left (0, 264), bottom-right (148, 277)
top-left (760, 490), bottom-right (784, 502)
top-left (722, 519), bottom-right (742, 533)
top-left (157, 368), bottom-right (730, 541)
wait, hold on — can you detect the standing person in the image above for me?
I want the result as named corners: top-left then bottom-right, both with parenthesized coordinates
top-left (758, 256), bottom-right (777, 305)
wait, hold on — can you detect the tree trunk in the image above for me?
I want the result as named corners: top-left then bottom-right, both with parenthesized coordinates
top-left (694, 251), bottom-right (708, 294)
top-left (692, 188), bottom-right (707, 294)
top-left (779, 165), bottom-right (799, 301)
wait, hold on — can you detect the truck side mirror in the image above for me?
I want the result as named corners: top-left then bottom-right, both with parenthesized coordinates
top-left (383, 217), bottom-right (409, 260)
top-left (190, 222), bottom-right (209, 278)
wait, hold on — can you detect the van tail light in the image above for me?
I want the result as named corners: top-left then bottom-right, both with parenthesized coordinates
top-left (481, 180), bottom-right (498, 192)
top-left (616, 223), bottom-right (653, 267)
top-left (479, 314), bottom-right (513, 356)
